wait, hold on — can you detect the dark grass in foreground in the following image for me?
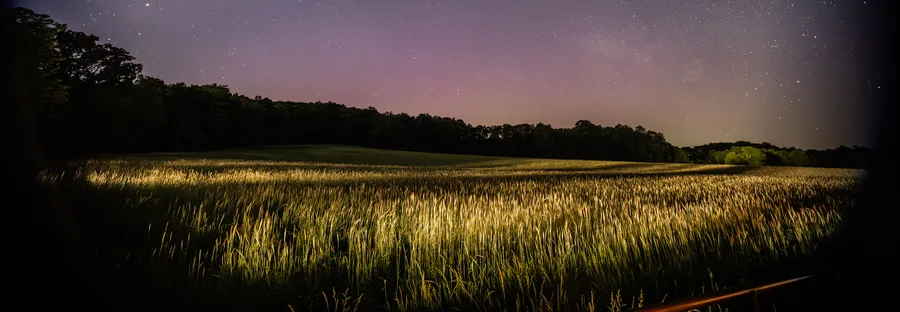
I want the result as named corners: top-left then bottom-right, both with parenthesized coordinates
top-left (46, 145), bottom-right (864, 311)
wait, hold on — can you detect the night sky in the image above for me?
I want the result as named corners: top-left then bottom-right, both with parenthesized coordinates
top-left (19, 0), bottom-right (884, 149)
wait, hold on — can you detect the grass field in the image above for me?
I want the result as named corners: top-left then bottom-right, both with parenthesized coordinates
top-left (45, 145), bottom-right (865, 311)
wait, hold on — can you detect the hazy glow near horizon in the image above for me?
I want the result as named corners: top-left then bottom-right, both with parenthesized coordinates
top-left (23, 0), bottom-right (882, 149)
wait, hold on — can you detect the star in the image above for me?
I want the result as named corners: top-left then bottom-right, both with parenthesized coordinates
top-left (23, 0), bottom-right (875, 150)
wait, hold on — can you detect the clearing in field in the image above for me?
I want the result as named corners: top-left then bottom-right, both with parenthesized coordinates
top-left (51, 145), bottom-right (865, 311)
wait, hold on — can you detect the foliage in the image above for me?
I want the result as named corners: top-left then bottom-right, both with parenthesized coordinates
top-left (684, 142), bottom-right (871, 169)
top-left (673, 147), bottom-right (692, 163)
top-left (14, 6), bottom-right (873, 170)
top-left (14, 7), bottom-right (683, 165)
top-left (9, 7), bottom-right (69, 125)
top-left (784, 150), bottom-right (808, 166)
top-left (15, 6), bottom-right (872, 312)
top-left (723, 146), bottom-right (766, 166)
top-left (708, 150), bottom-right (727, 164)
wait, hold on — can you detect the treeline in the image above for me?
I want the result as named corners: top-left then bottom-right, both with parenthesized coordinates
top-left (683, 142), bottom-right (874, 168)
top-left (12, 7), bottom-right (872, 169)
top-left (12, 7), bottom-right (687, 164)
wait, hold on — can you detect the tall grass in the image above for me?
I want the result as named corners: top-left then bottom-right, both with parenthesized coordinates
top-left (44, 159), bottom-right (863, 311)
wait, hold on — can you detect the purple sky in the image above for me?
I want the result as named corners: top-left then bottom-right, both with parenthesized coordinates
top-left (21, 0), bottom-right (883, 149)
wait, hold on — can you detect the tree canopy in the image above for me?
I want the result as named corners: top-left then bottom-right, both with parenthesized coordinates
top-left (683, 142), bottom-right (872, 168)
top-left (12, 7), bottom-right (872, 169)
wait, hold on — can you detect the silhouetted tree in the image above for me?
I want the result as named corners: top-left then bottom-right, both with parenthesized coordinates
top-left (684, 142), bottom-right (869, 168)
top-left (786, 150), bottom-right (811, 166)
top-left (14, 7), bottom-right (871, 169)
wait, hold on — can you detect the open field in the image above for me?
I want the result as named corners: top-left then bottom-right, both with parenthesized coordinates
top-left (45, 146), bottom-right (865, 311)
top-left (122, 144), bottom-right (511, 166)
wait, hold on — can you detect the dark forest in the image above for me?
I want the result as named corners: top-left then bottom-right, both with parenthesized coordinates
top-left (13, 7), bottom-right (871, 169)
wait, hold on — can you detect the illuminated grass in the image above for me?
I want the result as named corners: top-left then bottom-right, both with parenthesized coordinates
top-left (49, 155), bottom-right (863, 311)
